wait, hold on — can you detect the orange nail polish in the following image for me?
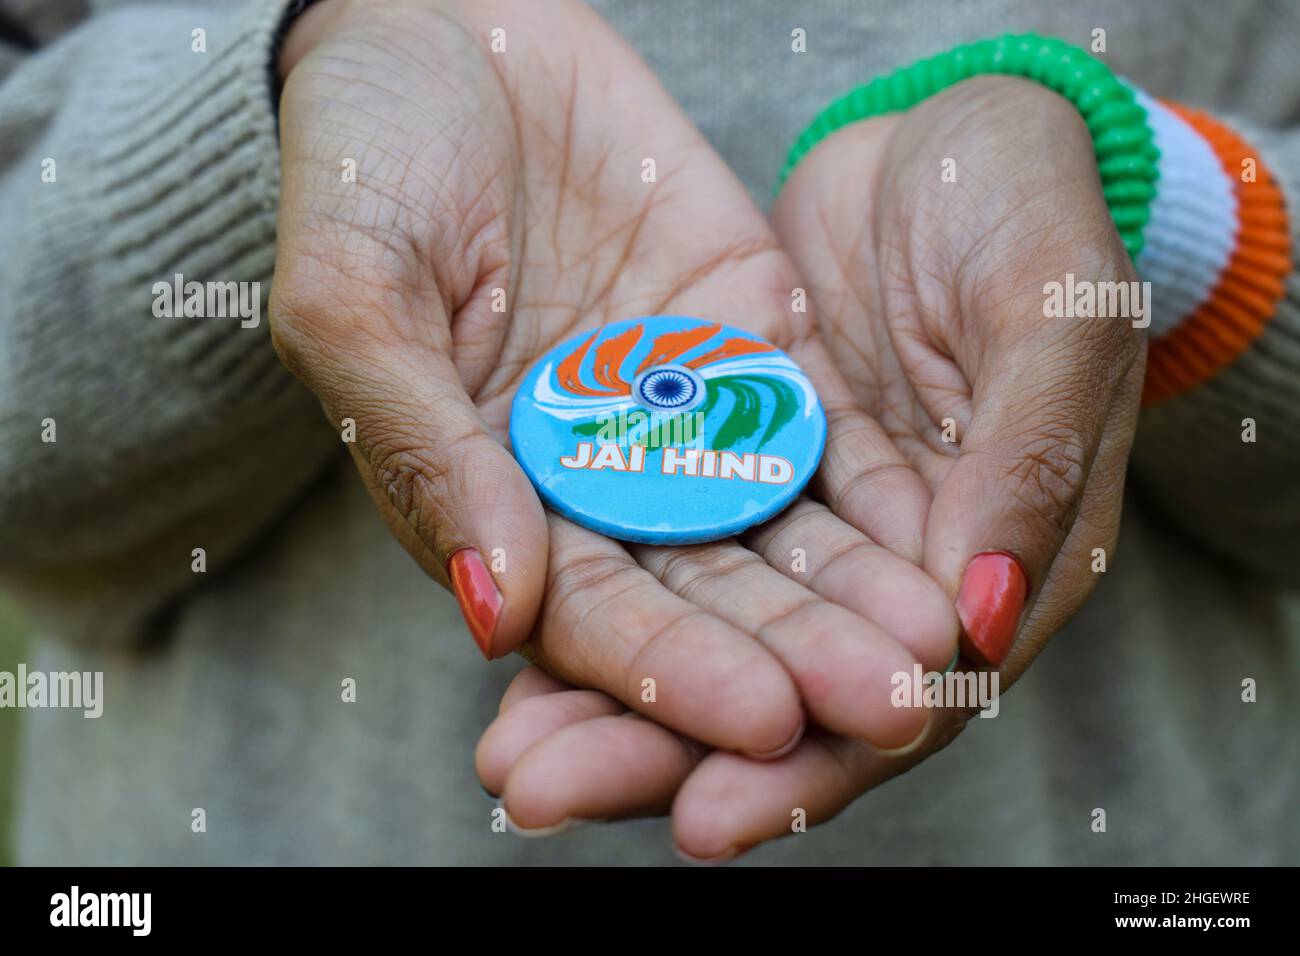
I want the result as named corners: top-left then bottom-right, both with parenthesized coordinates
top-left (448, 548), bottom-right (502, 659)
top-left (955, 551), bottom-right (1028, 667)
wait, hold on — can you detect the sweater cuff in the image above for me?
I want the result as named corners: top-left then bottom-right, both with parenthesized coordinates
top-left (75, 0), bottom-right (302, 401)
top-left (1135, 93), bottom-right (1293, 406)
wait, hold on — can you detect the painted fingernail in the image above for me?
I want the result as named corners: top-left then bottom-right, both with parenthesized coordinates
top-left (743, 709), bottom-right (805, 760)
top-left (955, 551), bottom-right (1028, 668)
top-left (674, 844), bottom-right (741, 866)
top-left (448, 547), bottom-right (503, 660)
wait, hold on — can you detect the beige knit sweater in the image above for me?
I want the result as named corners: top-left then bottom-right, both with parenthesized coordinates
top-left (1, 0), bottom-right (1297, 864)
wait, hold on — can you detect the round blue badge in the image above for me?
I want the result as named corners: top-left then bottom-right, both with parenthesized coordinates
top-left (509, 316), bottom-right (827, 545)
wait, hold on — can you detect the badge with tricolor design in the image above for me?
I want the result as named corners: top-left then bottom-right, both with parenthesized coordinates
top-left (509, 316), bottom-right (827, 544)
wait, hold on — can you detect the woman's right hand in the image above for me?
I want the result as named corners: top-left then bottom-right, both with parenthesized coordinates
top-left (270, 0), bottom-right (957, 758)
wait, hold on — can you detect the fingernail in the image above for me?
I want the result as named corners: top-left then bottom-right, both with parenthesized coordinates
top-left (448, 547), bottom-right (503, 660)
top-left (674, 844), bottom-right (741, 866)
top-left (508, 817), bottom-right (587, 838)
top-left (955, 551), bottom-right (1028, 668)
top-left (498, 800), bottom-right (590, 838)
top-left (872, 707), bottom-right (933, 758)
top-left (743, 709), bottom-right (805, 760)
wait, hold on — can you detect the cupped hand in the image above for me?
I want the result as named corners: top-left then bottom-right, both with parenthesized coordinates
top-left (270, 0), bottom-right (956, 759)
top-left (775, 75), bottom-right (1145, 678)
top-left (477, 76), bottom-right (1145, 859)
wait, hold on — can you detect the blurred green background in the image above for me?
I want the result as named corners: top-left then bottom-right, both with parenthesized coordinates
top-left (0, 592), bottom-right (26, 866)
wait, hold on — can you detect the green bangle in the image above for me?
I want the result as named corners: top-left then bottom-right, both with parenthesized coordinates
top-left (777, 33), bottom-right (1160, 258)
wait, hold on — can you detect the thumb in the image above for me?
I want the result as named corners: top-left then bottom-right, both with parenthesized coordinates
top-left (268, 280), bottom-right (547, 662)
top-left (923, 333), bottom-right (1131, 670)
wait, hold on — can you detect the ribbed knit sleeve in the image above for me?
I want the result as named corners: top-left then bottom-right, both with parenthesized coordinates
top-left (0, 0), bottom-right (339, 643)
top-left (1130, 112), bottom-right (1300, 586)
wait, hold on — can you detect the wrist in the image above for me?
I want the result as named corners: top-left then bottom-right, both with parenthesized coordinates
top-left (779, 33), bottom-right (1157, 260)
top-left (782, 33), bottom-right (1291, 406)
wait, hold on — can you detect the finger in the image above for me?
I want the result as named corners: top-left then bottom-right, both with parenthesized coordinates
top-left (924, 326), bottom-right (1141, 669)
top-left (788, 338), bottom-right (933, 564)
top-left (269, 282), bottom-right (549, 662)
top-left (633, 540), bottom-right (929, 749)
top-left (497, 663), bottom-right (573, 714)
top-left (476, 679), bottom-right (626, 797)
top-left (499, 714), bottom-right (703, 831)
top-left (671, 716), bottom-right (960, 862)
top-left (525, 516), bottom-right (805, 757)
top-left (741, 498), bottom-right (958, 670)
top-left (999, 359), bottom-right (1143, 678)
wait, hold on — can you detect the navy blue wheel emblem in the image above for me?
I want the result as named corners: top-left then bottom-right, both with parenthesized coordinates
top-left (632, 364), bottom-right (705, 413)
